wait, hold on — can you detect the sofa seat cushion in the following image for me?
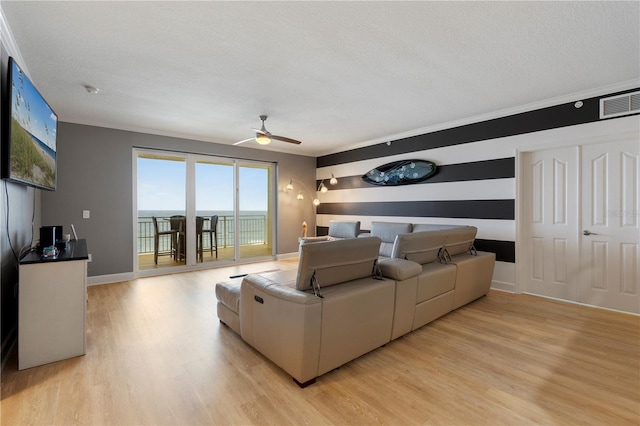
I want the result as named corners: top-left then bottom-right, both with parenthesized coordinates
top-left (416, 262), bottom-right (457, 303)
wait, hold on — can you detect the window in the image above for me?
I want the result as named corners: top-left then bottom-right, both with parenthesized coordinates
top-left (134, 149), bottom-right (275, 273)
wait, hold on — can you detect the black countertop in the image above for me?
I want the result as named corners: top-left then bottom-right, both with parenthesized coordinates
top-left (20, 239), bottom-right (89, 265)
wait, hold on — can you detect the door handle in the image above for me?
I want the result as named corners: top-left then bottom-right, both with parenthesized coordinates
top-left (583, 230), bottom-right (598, 236)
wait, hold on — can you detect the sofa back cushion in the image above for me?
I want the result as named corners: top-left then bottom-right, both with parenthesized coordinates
top-left (370, 222), bottom-right (413, 257)
top-left (412, 223), bottom-right (464, 233)
top-left (443, 226), bottom-right (478, 257)
top-left (296, 237), bottom-right (382, 292)
top-left (328, 220), bottom-right (361, 239)
top-left (390, 231), bottom-right (446, 264)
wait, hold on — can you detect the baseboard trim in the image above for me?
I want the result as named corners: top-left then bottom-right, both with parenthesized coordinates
top-left (522, 292), bottom-right (640, 316)
top-left (88, 256), bottom-right (300, 286)
top-left (276, 252), bottom-right (298, 260)
top-left (87, 272), bottom-right (135, 286)
top-left (490, 280), bottom-right (515, 293)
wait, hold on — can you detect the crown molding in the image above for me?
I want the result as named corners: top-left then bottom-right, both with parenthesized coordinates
top-left (0, 7), bottom-right (29, 76)
top-left (319, 79), bottom-right (640, 158)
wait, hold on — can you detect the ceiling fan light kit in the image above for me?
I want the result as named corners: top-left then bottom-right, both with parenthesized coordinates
top-left (233, 115), bottom-right (302, 146)
top-left (255, 134), bottom-right (272, 145)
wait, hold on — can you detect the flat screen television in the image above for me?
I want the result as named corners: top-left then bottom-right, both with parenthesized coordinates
top-left (2, 57), bottom-right (57, 191)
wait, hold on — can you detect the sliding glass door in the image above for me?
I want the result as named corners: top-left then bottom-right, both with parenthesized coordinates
top-left (238, 163), bottom-right (274, 260)
top-left (135, 149), bottom-right (275, 273)
top-left (136, 153), bottom-right (186, 270)
top-left (195, 159), bottom-right (234, 263)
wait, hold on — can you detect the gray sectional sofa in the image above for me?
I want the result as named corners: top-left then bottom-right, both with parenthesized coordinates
top-left (215, 222), bottom-right (495, 387)
top-left (365, 222), bottom-right (496, 339)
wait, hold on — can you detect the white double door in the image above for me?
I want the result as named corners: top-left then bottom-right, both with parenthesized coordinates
top-left (521, 138), bottom-right (639, 313)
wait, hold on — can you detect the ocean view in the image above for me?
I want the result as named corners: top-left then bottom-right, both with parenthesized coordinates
top-left (136, 210), bottom-right (269, 253)
top-left (137, 210), bottom-right (267, 218)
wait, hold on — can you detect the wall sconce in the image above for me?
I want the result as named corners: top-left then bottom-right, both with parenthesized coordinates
top-left (330, 173), bottom-right (338, 185)
top-left (287, 177), bottom-right (334, 206)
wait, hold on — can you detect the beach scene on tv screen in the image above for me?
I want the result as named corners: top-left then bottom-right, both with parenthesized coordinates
top-left (9, 60), bottom-right (57, 189)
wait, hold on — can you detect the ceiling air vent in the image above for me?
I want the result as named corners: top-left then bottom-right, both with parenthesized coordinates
top-left (600, 91), bottom-right (640, 119)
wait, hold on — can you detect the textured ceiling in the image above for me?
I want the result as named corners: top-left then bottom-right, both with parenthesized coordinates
top-left (1, 1), bottom-right (638, 157)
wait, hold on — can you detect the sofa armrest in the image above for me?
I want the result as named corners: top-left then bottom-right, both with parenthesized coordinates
top-left (299, 236), bottom-right (329, 244)
top-left (378, 258), bottom-right (422, 281)
top-left (240, 274), bottom-right (322, 384)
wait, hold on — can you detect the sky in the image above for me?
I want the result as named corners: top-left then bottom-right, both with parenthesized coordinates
top-left (137, 157), bottom-right (269, 212)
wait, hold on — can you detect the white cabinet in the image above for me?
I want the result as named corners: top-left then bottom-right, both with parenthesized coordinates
top-left (18, 240), bottom-right (88, 370)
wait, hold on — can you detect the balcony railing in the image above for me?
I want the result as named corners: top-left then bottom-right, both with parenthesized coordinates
top-left (137, 215), bottom-right (267, 254)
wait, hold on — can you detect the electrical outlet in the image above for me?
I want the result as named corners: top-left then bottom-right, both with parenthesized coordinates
top-left (82, 210), bottom-right (90, 219)
top-left (88, 254), bottom-right (92, 262)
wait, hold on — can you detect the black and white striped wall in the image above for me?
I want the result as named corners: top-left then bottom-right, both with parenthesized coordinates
top-left (314, 86), bottom-right (639, 292)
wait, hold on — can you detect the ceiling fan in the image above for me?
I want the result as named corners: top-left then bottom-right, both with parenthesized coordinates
top-left (233, 115), bottom-right (302, 146)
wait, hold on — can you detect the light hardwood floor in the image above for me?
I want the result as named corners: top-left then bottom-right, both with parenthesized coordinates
top-left (1, 259), bottom-right (639, 425)
top-left (138, 244), bottom-right (273, 270)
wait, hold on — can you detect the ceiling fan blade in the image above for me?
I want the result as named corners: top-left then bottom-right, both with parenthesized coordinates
top-left (271, 134), bottom-right (302, 145)
top-left (233, 137), bottom-right (255, 146)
